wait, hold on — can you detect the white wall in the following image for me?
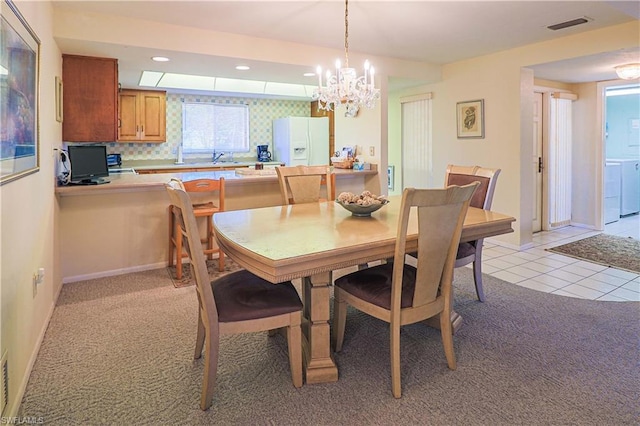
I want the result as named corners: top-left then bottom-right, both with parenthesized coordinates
top-left (0, 0), bottom-right (62, 416)
top-left (388, 20), bottom-right (639, 248)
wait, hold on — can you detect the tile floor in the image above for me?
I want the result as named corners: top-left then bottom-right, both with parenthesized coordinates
top-left (480, 213), bottom-right (639, 302)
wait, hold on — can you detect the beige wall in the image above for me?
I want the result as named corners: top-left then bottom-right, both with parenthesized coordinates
top-left (388, 20), bottom-right (639, 248)
top-left (2, 3), bottom-right (638, 416)
top-left (0, 0), bottom-right (62, 416)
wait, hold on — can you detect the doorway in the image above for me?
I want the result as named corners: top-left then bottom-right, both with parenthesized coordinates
top-left (532, 92), bottom-right (543, 233)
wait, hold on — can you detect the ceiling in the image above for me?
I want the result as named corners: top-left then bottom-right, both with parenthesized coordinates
top-left (51, 1), bottom-right (640, 96)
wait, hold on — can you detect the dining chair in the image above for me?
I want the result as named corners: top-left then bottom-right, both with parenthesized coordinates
top-left (276, 165), bottom-right (335, 205)
top-left (332, 183), bottom-right (479, 398)
top-left (168, 178), bottom-right (225, 280)
top-left (445, 164), bottom-right (501, 302)
top-left (165, 179), bottom-right (303, 410)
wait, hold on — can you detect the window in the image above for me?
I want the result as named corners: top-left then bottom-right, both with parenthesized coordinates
top-left (182, 102), bottom-right (249, 153)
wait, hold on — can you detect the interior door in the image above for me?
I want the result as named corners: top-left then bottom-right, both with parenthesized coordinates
top-left (532, 92), bottom-right (543, 232)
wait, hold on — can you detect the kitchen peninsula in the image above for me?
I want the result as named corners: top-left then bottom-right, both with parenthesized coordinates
top-left (56, 166), bottom-right (379, 283)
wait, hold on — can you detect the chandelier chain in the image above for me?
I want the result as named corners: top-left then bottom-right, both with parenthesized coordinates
top-left (344, 0), bottom-right (349, 67)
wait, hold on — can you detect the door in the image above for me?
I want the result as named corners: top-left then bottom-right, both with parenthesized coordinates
top-left (308, 117), bottom-right (329, 165)
top-left (532, 92), bottom-right (543, 232)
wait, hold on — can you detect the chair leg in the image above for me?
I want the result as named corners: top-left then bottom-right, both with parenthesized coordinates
top-left (472, 259), bottom-right (485, 302)
top-left (439, 311), bottom-right (457, 371)
top-left (168, 207), bottom-right (175, 267)
top-left (175, 221), bottom-right (183, 280)
top-left (218, 248), bottom-right (225, 272)
top-left (200, 326), bottom-right (219, 411)
top-left (390, 321), bottom-right (402, 398)
top-left (473, 241), bottom-right (486, 302)
top-left (287, 313), bottom-right (303, 388)
top-left (332, 290), bottom-right (347, 352)
top-left (194, 313), bottom-right (205, 359)
top-left (206, 218), bottom-right (214, 261)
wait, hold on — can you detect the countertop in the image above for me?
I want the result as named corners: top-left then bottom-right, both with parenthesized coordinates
top-left (119, 159), bottom-right (282, 171)
top-left (55, 167), bottom-right (378, 196)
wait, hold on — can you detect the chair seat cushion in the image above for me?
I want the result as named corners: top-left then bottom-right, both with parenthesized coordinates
top-left (456, 242), bottom-right (476, 259)
top-left (212, 270), bottom-right (302, 322)
top-left (334, 263), bottom-right (417, 310)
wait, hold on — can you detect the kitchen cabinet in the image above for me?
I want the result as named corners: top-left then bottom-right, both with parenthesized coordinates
top-left (62, 55), bottom-right (118, 142)
top-left (118, 89), bottom-right (167, 142)
top-left (311, 101), bottom-right (334, 159)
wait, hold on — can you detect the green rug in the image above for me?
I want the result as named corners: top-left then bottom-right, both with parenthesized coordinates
top-left (166, 258), bottom-right (243, 288)
top-left (547, 234), bottom-right (640, 274)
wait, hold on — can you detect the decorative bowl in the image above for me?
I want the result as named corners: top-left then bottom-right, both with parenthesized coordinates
top-left (336, 199), bottom-right (389, 217)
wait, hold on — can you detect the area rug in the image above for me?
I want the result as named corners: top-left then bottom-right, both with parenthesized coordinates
top-left (547, 234), bottom-right (640, 274)
top-left (167, 258), bottom-right (243, 287)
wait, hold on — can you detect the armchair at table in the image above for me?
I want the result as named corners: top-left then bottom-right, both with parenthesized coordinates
top-left (445, 164), bottom-right (501, 302)
top-left (276, 165), bottom-right (335, 205)
top-left (332, 183), bottom-right (479, 398)
top-left (165, 179), bottom-right (303, 410)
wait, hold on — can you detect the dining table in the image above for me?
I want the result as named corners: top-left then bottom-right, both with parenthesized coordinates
top-left (213, 194), bottom-right (515, 384)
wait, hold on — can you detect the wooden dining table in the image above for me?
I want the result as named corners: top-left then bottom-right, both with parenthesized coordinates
top-left (213, 194), bottom-right (515, 384)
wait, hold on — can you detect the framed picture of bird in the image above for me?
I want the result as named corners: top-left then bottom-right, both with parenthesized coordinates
top-left (457, 99), bottom-right (484, 139)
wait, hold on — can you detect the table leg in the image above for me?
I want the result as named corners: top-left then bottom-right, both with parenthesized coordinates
top-left (300, 271), bottom-right (338, 384)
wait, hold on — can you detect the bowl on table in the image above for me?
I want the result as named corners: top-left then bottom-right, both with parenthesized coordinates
top-left (335, 199), bottom-right (389, 217)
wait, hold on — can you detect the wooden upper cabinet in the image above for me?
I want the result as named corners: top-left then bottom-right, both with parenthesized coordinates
top-left (311, 101), bottom-right (335, 158)
top-left (62, 55), bottom-right (118, 142)
top-left (118, 89), bottom-right (166, 142)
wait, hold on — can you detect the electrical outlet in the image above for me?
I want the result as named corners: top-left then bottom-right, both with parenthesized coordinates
top-left (369, 146), bottom-right (375, 156)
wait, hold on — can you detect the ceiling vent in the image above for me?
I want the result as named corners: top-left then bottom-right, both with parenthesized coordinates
top-left (547, 17), bottom-right (591, 31)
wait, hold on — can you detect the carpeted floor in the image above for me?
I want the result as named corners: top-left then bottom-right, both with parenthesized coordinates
top-left (19, 267), bottom-right (639, 425)
top-left (547, 234), bottom-right (640, 274)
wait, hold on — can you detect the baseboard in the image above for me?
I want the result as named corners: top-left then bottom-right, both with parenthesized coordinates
top-left (62, 262), bottom-right (167, 284)
top-left (569, 221), bottom-right (601, 231)
top-left (10, 282), bottom-right (63, 418)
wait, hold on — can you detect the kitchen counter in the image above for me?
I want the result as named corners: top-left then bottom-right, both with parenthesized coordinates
top-left (56, 167), bottom-right (381, 283)
top-left (55, 167), bottom-right (378, 196)
top-left (120, 159), bottom-right (282, 172)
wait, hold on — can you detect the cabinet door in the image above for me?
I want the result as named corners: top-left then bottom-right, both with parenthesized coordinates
top-left (117, 90), bottom-right (166, 142)
top-left (62, 55), bottom-right (118, 142)
top-left (140, 92), bottom-right (166, 142)
top-left (117, 91), bottom-right (139, 141)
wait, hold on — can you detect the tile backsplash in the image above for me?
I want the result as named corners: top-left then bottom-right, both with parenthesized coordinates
top-left (106, 93), bottom-right (310, 161)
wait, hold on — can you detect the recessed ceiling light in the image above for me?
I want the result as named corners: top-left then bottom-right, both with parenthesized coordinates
top-left (236, 65), bottom-right (250, 71)
top-left (303, 72), bottom-right (316, 77)
top-left (151, 56), bottom-right (170, 62)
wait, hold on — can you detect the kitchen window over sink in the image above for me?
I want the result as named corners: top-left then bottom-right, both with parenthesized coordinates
top-left (182, 102), bottom-right (250, 154)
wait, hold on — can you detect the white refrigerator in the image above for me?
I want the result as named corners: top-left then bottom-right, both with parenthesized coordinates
top-left (272, 117), bottom-right (329, 166)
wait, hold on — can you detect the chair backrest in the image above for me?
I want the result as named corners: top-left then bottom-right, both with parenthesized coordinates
top-left (445, 164), bottom-right (501, 210)
top-left (391, 183), bottom-right (479, 310)
top-left (276, 165), bottom-right (334, 205)
top-left (182, 178), bottom-right (225, 211)
top-left (165, 180), bottom-right (219, 326)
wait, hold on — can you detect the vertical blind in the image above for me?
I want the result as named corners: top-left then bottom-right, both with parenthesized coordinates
top-left (401, 94), bottom-right (433, 190)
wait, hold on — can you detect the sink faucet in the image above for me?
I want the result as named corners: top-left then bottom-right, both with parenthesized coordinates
top-left (212, 151), bottom-right (224, 163)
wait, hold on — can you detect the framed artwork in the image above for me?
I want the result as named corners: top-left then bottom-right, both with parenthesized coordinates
top-left (1, 0), bottom-right (40, 185)
top-left (387, 165), bottom-right (395, 190)
top-left (456, 99), bottom-right (484, 139)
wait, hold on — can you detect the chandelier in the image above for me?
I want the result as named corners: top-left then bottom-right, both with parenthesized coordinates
top-left (312, 0), bottom-right (380, 114)
top-left (614, 63), bottom-right (640, 80)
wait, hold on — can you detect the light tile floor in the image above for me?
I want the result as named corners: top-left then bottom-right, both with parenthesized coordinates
top-left (480, 214), bottom-right (639, 302)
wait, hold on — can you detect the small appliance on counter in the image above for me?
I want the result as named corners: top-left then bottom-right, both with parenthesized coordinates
top-left (257, 145), bottom-right (272, 162)
top-left (107, 153), bottom-right (122, 167)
